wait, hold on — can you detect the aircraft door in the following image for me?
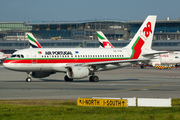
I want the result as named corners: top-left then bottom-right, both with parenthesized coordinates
top-left (30, 51), bottom-right (37, 63)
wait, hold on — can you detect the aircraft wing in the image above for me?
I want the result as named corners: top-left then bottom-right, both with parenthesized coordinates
top-left (72, 58), bottom-right (150, 66)
top-left (142, 50), bottom-right (168, 57)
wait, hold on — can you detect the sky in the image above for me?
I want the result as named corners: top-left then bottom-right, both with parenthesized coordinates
top-left (0, 0), bottom-right (180, 22)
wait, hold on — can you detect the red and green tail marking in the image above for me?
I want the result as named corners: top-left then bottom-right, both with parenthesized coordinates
top-left (130, 36), bottom-right (144, 59)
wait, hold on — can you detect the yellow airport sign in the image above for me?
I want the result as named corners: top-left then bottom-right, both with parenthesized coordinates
top-left (77, 98), bottom-right (127, 107)
top-left (77, 98), bottom-right (101, 106)
top-left (102, 99), bottom-right (127, 107)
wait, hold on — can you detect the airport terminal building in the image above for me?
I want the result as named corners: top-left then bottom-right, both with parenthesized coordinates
top-left (1, 17), bottom-right (180, 52)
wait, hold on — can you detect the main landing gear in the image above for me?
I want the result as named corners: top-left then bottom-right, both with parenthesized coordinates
top-left (140, 64), bottom-right (146, 69)
top-left (64, 75), bottom-right (99, 82)
top-left (89, 75), bottom-right (99, 82)
top-left (26, 71), bottom-right (32, 82)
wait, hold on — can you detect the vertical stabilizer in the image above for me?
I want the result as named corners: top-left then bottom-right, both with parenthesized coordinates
top-left (97, 31), bottom-right (114, 48)
top-left (125, 15), bottom-right (156, 50)
top-left (27, 33), bottom-right (42, 48)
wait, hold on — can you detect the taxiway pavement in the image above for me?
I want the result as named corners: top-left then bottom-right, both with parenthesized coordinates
top-left (0, 65), bottom-right (180, 99)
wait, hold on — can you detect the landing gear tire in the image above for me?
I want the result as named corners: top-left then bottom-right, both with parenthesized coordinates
top-left (64, 75), bottom-right (73, 82)
top-left (89, 76), bottom-right (99, 82)
top-left (140, 64), bottom-right (146, 69)
top-left (26, 77), bottom-right (32, 82)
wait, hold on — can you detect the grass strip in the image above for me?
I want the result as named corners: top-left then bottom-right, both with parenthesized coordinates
top-left (0, 99), bottom-right (180, 120)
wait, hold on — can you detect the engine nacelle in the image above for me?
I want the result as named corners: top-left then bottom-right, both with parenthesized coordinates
top-left (31, 72), bottom-right (54, 78)
top-left (67, 66), bottom-right (89, 79)
top-left (149, 59), bottom-right (161, 67)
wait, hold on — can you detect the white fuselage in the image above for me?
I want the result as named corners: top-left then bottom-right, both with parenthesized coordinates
top-left (150, 54), bottom-right (180, 66)
top-left (3, 48), bottom-right (135, 72)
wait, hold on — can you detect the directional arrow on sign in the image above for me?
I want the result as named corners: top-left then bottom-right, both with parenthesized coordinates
top-left (122, 101), bottom-right (125, 106)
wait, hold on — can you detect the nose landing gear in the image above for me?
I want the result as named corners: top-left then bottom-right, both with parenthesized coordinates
top-left (26, 71), bottom-right (32, 82)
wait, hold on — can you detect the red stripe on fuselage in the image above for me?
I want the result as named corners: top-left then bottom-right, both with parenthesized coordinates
top-left (4, 58), bottom-right (129, 64)
top-left (132, 38), bottom-right (144, 59)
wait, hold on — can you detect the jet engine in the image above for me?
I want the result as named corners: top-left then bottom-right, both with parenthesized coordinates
top-left (31, 72), bottom-right (54, 78)
top-left (149, 59), bottom-right (161, 67)
top-left (67, 66), bottom-right (89, 79)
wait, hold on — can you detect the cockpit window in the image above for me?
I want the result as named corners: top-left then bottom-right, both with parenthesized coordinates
top-left (11, 54), bottom-right (24, 58)
top-left (21, 55), bottom-right (24, 58)
top-left (17, 55), bottom-right (20, 58)
top-left (11, 55), bottom-right (16, 58)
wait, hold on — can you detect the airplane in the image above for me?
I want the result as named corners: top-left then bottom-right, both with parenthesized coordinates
top-left (0, 52), bottom-right (6, 62)
top-left (4, 15), bottom-right (162, 82)
top-left (0, 51), bottom-right (12, 63)
top-left (149, 53), bottom-right (180, 67)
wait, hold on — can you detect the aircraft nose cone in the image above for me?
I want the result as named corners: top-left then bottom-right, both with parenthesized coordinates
top-left (3, 62), bottom-right (9, 69)
top-left (3, 60), bottom-right (12, 69)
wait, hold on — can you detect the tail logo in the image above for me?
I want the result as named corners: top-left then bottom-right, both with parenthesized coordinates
top-left (140, 22), bottom-right (152, 40)
top-left (38, 51), bottom-right (42, 54)
top-left (103, 42), bottom-right (113, 48)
